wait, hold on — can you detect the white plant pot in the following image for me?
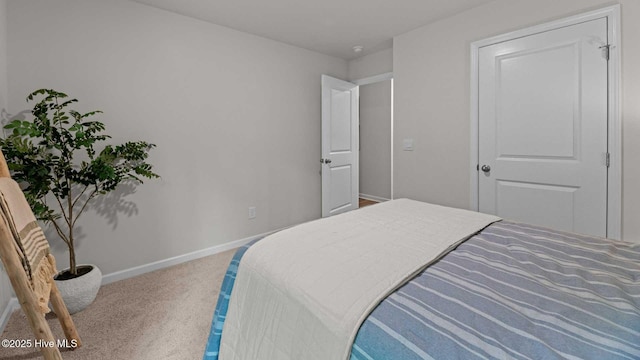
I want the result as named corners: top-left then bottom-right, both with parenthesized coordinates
top-left (54, 264), bottom-right (102, 314)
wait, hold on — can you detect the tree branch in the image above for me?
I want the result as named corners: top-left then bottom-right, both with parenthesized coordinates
top-left (53, 195), bottom-right (71, 227)
top-left (67, 188), bottom-right (73, 236)
top-left (50, 218), bottom-right (71, 247)
top-left (71, 187), bottom-right (99, 229)
top-left (72, 184), bottom-right (89, 208)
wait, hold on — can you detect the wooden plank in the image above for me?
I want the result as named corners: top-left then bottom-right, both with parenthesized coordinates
top-left (50, 281), bottom-right (82, 349)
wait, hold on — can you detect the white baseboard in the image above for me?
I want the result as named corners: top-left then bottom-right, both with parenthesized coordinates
top-left (0, 228), bottom-right (286, 334)
top-left (359, 193), bottom-right (391, 203)
top-left (0, 297), bottom-right (19, 334)
top-left (101, 229), bottom-right (280, 285)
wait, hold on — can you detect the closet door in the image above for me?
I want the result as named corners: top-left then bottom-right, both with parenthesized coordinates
top-left (478, 18), bottom-right (608, 237)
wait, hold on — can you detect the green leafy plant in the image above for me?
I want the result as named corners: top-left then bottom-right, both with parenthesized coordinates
top-left (0, 89), bottom-right (159, 277)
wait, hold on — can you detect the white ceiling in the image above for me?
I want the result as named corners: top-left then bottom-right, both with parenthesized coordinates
top-left (132, 0), bottom-right (497, 60)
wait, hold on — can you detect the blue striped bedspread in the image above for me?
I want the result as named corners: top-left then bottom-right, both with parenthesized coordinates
top-left (204, 221), bottom-right (640, 360)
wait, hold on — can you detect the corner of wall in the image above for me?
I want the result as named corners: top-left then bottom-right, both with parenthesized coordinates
top-left (0, 292), bottom-right (17, 335)
top-left (0, 0), bottom-right (14, 327)
top-left (347, 47), bottom-right (393, 82)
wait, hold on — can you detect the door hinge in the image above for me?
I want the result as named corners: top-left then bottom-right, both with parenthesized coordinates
top-left (599, 44), bottom-right (610, 61)
top-left (606, 152), bottom-right (610, 168)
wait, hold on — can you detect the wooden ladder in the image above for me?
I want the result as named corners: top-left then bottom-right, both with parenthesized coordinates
top-left (0, 151), bottom-right (82, 359)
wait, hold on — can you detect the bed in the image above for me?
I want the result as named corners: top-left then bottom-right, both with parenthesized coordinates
top-left (203, 199), bottom-right (640, 360)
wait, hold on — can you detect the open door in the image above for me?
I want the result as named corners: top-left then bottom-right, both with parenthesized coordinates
top-left (321, 75), bottom-right (359, 217)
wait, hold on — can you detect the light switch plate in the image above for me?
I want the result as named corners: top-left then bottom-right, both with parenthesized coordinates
top-left (403, 138), bottom-right (414, 151)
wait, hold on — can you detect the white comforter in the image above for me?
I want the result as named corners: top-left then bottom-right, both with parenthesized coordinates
top-left (219, 199), bottom-right (500, 360)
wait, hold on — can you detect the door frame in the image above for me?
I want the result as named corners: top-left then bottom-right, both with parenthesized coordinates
top-left (469, 5), bottom-right (621, 239)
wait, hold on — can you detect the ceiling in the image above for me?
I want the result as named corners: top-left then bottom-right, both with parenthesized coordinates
top-left (132, 0), bottom-right (497, 60)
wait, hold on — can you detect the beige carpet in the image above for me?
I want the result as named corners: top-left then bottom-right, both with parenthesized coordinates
top-left (0, 249), bottom-right (236, 360)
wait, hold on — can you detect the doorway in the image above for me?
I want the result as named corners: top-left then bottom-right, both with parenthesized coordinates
top-left (357, 77), bottom-right (393, 204)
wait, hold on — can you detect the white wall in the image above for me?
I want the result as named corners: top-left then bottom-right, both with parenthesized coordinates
top-left (347, 48), bottom-right (393, 82)
top-left (0, 0), bottom-right (12, 322)
top-left (6, 0), bottom-right (347, 275)
top-left (393, 0), bottom-right (640, 242)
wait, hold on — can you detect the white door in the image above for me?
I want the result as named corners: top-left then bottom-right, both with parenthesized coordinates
top-left (321, 75), bottom-right (359, 217)
top-left (478, 18), bottom-right (608, 237)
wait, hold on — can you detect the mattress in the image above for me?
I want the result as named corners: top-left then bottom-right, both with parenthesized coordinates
top-left (351, 221), bottom-right (640, 359)
top-left (204, 204), bottom-right (640, 360)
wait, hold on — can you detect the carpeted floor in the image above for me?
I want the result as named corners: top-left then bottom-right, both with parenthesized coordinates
top-left (0, 249), bottom-right (236, 360)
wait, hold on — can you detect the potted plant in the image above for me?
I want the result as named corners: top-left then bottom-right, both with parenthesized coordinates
top-left (0, 89), bottom-right (159, 313)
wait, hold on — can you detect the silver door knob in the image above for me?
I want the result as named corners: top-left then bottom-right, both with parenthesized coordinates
top-left (481, 165), bottom-right (491, 173)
